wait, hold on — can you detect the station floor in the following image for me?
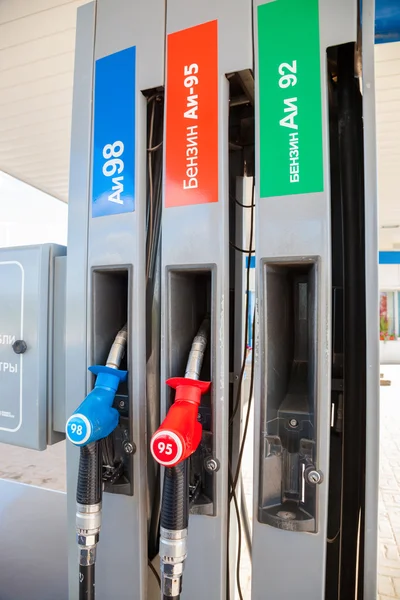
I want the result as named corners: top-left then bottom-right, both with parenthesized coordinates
top-left (377, 365), bottom-right (400, 599)
top-left (0, 365), bottom-right (398, 599)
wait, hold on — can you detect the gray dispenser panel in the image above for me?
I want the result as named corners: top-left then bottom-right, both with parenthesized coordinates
top-left (0, 244), bottom-right (66, 450)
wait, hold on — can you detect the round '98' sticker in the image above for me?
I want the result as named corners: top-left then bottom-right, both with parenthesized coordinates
top-left (66, 414), bottom-right (91, 446)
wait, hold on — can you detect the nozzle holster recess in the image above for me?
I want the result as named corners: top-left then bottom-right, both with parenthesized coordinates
top-left (150, 377), bottom-right (211, 467)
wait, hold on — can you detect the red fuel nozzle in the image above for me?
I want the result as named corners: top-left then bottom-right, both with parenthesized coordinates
top-left (150, 377), bottom-right (211, 467)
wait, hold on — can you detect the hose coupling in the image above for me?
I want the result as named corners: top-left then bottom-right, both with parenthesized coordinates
top-left (76, 503), bottom-right (102, 566)
top-left (160, 527), bottom-right (188, 597)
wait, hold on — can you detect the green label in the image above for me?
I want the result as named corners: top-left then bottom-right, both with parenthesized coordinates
top-left (258, 0), bottom-right (324, 198)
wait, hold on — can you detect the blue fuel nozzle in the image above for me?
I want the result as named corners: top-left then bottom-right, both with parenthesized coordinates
top-left (66, 365), bottom-right (127, 446)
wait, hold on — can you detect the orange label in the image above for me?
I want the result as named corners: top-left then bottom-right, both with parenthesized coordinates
top-left (165, 20), bottom-right (219, 208)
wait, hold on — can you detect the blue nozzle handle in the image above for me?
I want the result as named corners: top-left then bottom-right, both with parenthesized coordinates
top-left (66, 365), bottom-right (127, 446)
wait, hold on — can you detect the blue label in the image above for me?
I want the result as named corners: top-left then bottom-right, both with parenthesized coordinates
top-left (379, 251), bottom-right (400, 264)
top-left (92, 46), bottom-right (136, 218)
top-left (375, 0), bottom-right (400, 44)
top-left (245, 256), bottom-right (256, 269)
top-left (247, 290), bottom-right (255, 350)
top-left (66, 414), bottom-right (91, 446)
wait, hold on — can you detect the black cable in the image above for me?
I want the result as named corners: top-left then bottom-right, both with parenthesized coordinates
top-left (229, 468), bottom-right (244, 600)
top-left (148, 559), bottom-right (161, 589)
top-left (146, 97), bottom-right (156, 281)
top-left (233, 482), bottom-right (243, 600)
top-left (240, 474), bottom-right (252, 558)
top-left (148, 140), bottom-right (163, 152)
top-left (229, 193), bottom-right (255, 209)
top-left (227, 181), bottom-right (255, 599)
top-left (146, 91), bottom-right (164, 562)
top-left (101, 436), bottom-right (116, 482)
top-left (231, 310), bottom-right (255, 499)
top-left (189, 474), bottom-right (201, 507)
top-left (229, 241), bottom-right (255, 254)
top-left (226, 475), bottom-right (231, 600)
top-left (148, 465), bottom-right (161, 562)
top-left (79, 564), bottom-right (95, 600)
top-left (229, 183), bottom-right (255, 427)
top-left (228, 309), bottom-right (255, 600)
top-left (146, 93), bottom-right (164, 283)
top-left (108, 461), bottom-right (123, 485)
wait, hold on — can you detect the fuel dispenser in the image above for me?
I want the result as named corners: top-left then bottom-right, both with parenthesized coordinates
top-left (64, 0), bottom-right (381, 597)
top-left (0, 0), bottom-right (380, 599)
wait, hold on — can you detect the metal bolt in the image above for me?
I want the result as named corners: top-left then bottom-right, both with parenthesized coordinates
top-left (289, 418), bottom-right (298, 428)
top-left (12, 340), bottom-right (27, 355)
top-left (119, 400), bottom-right (125, 409)
top-left (204, 457), bottom-right (219, 473)
top-left (123, 441), bottom-right (135, 455)
top-left (306, 469), bottom-right (323, 485)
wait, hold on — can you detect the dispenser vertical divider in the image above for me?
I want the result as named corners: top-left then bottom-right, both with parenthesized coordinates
top-left (66, 1), bottom-right (165, 598)
top-left (161, 2), bottom-right (252, 598)
top-left (251, 0), bottom-right (359, 597)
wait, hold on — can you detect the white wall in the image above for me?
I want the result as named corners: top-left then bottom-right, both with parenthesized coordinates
top-left (379, 263), bottom-right (400, 364)
top-left (0, 171), bottom-right (68, 247)
top-left (380, 341), bottom-right (400, 364)
top-left (379, 264), bottom-right (400, 289)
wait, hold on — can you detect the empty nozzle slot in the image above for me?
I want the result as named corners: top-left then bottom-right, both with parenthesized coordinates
top-left (259, 259), bottom-right (318, 532)
top-left (167, 269), bottom-right (212, 383)
top-left (91, 267), bottom-right (132, 496)
top-left (92, 268), bottom-right (129, 372)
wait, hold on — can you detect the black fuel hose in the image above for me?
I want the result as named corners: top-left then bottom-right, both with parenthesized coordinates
top-left (160, 461), bottom-right (189, 600)
top-left (77, 442), bottom-right (102, 505)
top-left (160, 461), bottom-right (189, 531)
top-left (77, 442), bottom-right (102, 600)
top-left (79, 564), bottom-right (95, 600)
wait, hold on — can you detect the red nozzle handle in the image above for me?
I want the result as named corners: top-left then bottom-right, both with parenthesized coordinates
top-left (150, 377), bottom-right (211, 467)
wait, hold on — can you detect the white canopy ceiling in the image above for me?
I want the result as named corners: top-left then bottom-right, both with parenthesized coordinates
top-left (375, 41), bottom-right (400, 249)
top-left (0, 0), bottom-right (398, 250)
top-left (0, 0), bottom-right (88, 203)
